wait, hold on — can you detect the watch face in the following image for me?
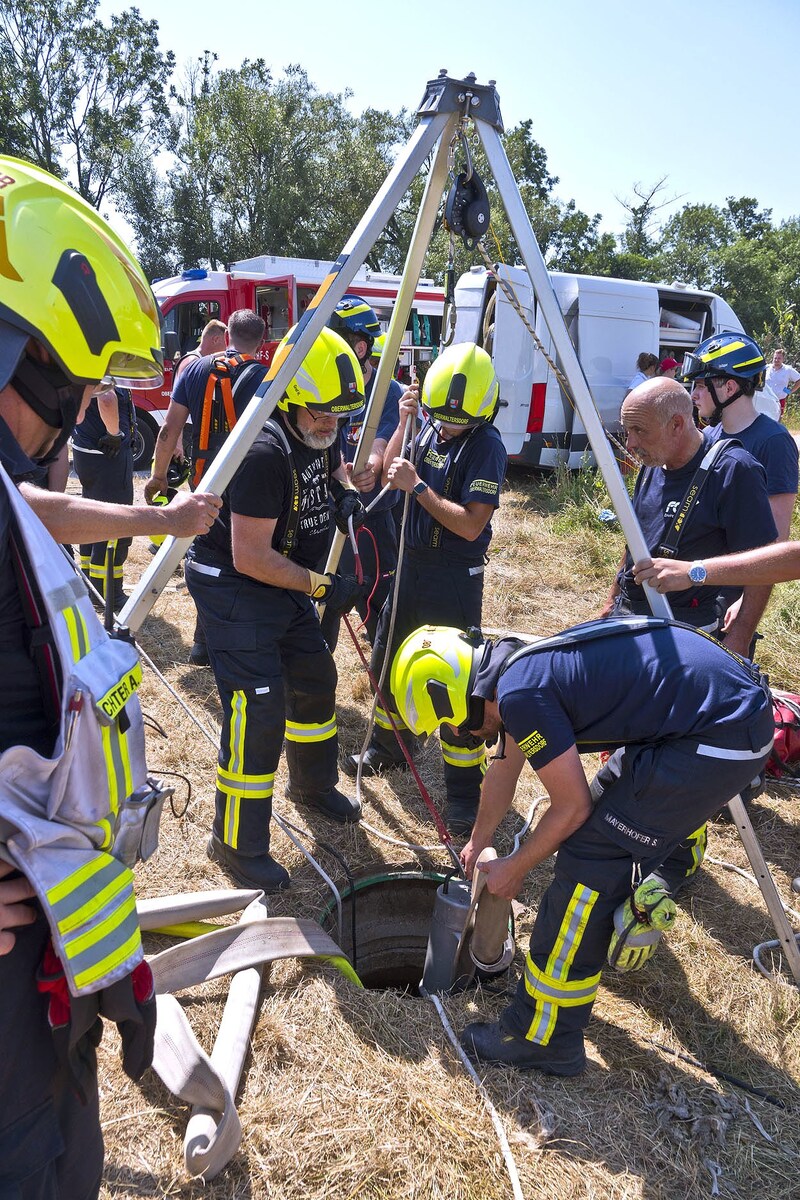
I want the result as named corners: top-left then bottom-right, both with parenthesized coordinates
top-left (689, 564), bottom-right (706, 584)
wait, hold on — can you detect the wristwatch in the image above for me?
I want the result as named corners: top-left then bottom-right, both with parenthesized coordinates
top-left (688, 561), bottom-right (707, 585)
top-left (412, 480), bottom-right (429, 497)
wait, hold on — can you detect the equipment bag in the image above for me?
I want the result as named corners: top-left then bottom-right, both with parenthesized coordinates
top-left (766, 690), bottom-right (800, 780)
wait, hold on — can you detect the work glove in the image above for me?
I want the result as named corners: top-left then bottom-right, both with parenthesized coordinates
top-left (333, 487), bottom-right (366, 535)
top-left (98, 432), bottom-right (125, 458)
top-left (307, 570), bottom-right (365, 617)
top-left (607, 876), bottom-right (676, 972)
top-left (37, 941), bottom-right (156, 1099)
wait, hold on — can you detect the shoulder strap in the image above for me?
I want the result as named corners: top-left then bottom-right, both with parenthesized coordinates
top-left (263, 418), bottom-right (302, 558)
top-left (414, 422), bottom-right (471, 549)
top-left (193, 355), bottom-right (253, 489)
top-left (504, 613), bottom-right (764, 684)
top-left (657, 437), bottom-right (741, 558)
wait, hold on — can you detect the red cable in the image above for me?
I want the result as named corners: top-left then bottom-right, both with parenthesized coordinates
top-left (342, 613), bottom-right (458, 856)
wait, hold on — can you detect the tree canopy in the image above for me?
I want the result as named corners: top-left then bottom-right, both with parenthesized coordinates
top-left (1, 5), bottom-right (798, 356)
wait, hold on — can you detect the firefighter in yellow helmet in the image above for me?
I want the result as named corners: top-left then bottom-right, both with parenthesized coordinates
top-left (185, 325), bottom-right (369, 893)
top-left (0, 156), bottom-right (221, 1200)
top-left (344, 343), bottom-right (508, 836)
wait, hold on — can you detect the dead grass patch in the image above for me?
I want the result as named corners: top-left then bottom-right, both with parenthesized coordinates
top-left (91, 472), bottom-right (800, 1200)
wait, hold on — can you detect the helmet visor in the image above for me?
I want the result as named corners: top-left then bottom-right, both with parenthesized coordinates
top-left (680, 351), bottom-right (705, 381)
top-left (104, 347), bottom-right (164, 389)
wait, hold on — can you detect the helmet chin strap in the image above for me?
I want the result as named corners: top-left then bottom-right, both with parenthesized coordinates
top-left (12, 353), bottom-right (81, 464)
top-left (707, 377), bottom-right (742, 425)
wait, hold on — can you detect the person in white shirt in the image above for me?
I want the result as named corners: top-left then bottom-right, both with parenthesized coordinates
top-left (765, 348), bottom-right (800, 416)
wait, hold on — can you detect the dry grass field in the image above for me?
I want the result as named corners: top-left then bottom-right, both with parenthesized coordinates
top-left (95, 464), bottom-right (800, 1200)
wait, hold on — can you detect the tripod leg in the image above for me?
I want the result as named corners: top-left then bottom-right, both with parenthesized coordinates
top-left (475, 117), bottom-right (800, 986)
top-left (727, 793), bottom-right (800, 985)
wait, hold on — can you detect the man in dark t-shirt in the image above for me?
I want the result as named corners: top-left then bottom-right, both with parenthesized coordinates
top-left (185, 327), bottom-right (369, 892)
top-left (601, 377), bottom-right (777, 654)
top-left (390, 618), bottom-right (772, 1076)
top-left (346, 343), bottom-right (508, 836)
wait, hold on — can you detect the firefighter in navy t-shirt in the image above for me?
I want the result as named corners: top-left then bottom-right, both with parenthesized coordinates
top-left (390, 618), bottom-right (773, 1075)
top-left (345, 343), bottom-right (508, 836)
top-left (185, 327), bottom-right (368, 893)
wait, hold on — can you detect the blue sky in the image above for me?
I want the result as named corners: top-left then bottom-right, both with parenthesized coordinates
top-left (99, 0), bottom-right (800, 239)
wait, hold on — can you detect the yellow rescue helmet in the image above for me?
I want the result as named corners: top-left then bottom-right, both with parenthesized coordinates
top-left (0, 156), bottom-right (163, 391)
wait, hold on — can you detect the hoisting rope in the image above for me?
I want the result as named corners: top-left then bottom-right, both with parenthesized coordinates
top-left (474, 237), bottom-right (639, 473)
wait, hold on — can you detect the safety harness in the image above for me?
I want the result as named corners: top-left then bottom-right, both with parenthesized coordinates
top-left (414, 421), bottom-right (471, 549)
top-left (504, 615), bottom-right (769, 704)
top-left (192, 353), bottom-right (266, 488)
top-left (263, 417), bottom-right (332, 558)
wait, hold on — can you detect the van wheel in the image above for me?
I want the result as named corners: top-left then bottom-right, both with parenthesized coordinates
top-left (132, 413), bottom-right (157, 471)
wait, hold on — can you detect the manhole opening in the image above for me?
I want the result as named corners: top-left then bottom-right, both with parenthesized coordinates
top-left (319, 871), bottom-right (446, 993)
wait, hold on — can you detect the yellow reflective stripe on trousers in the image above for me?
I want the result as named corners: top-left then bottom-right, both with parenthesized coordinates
top-left (46, 853), bottom-right (141, 990)
top-left (101, 720), bottom-right (133, 816)
top-left (284, 714), bottom-right (336, 743)
top-left (61, 603), bottom-right (90, 661)
top-left (375, 705), bottom-right (404, 732)
top-left (223, 690), bottom-right (248, 847)
top-left (440, 739), bottom-right (486, 769)
top-left (524, 883), bottom-right (600, 1045)
top-left (216, 765), bottom-right (274, 799)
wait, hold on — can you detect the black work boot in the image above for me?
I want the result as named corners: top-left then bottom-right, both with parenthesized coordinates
top-left (460, 1019), bottom-right (586, 1076)
top-left (189, 641), bottom-right (210, 667)
top-left (207, 834), bottom-right (290, 893)
top-left (286, 786), bottom-right (361, 824)
top-left (342, 744), bottom-right (409, 778)
top-left (445, 800), bottom-right (478, 837)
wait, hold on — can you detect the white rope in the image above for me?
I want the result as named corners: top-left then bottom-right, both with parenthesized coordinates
top-left (706, 855), bottom-right (800, 922)
top-left (425, 992), bottom-right (525, 1200)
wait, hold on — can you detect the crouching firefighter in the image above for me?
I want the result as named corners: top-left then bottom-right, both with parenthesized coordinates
top-left (345, 343), bottom-right (508, 836)
top-left (390, 616), bottom-right (773, 1075)
top-left (0, 157), bottom-right (213, 1200)
top-left (185, 326), bottom-right (368, 894)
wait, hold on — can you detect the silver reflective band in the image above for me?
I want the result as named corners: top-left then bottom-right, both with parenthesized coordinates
top-left (695, 738), bottom-right (773, 761)
top-left (186, 561), bottom-right (222, 578)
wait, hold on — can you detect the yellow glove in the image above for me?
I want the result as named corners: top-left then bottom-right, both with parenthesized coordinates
top-left (607, 876), bottom-right (676, 972)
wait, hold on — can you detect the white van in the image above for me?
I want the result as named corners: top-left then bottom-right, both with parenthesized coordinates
top-left (452, 266), bottom-right (747, 468)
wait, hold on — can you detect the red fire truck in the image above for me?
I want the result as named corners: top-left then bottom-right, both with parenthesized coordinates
top-left (130, 254), bottom-right (445, 468)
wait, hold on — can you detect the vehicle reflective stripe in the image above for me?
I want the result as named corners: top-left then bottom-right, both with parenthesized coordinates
top-left (61, 604), bottom-right (90, 661)
top-left (284, 715), bottom-right (336, 743)
top-left (101, 721), bottom-right (133, 816)
top-left (216, 766), bottom-right (274, 799)
top-left (440, 739), bottom-right (486, 769)
top-left (524, 883), bottom-right (599, 1044)
top-left (223, 691), bottom-right (247, 847)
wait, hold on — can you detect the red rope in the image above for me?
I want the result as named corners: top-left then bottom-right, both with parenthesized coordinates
top-left (342, 613), bottom-right (457, 853)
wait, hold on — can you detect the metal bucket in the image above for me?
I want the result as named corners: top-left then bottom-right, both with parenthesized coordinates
top-left (420, 875), bottom-right (473, 995)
